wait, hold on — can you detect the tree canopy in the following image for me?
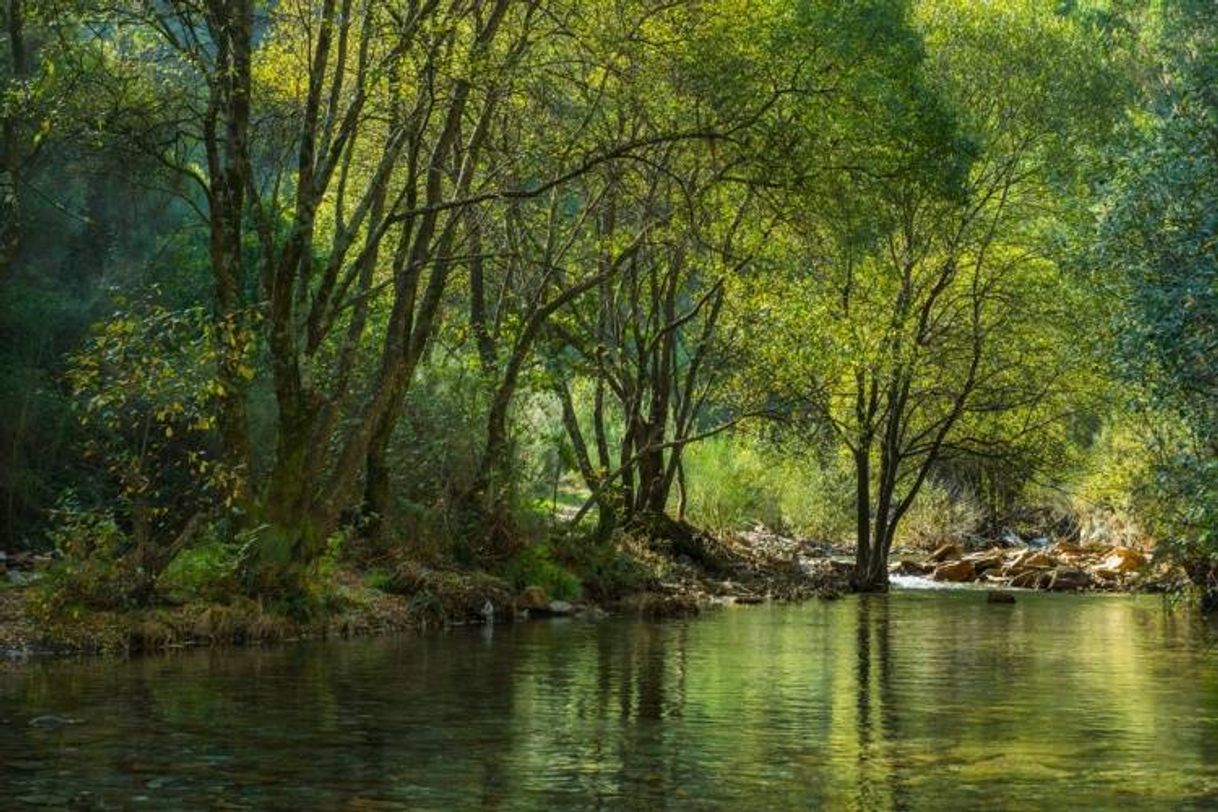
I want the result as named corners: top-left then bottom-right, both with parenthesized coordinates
top-left (1, 0), bottom-right (1214, 608)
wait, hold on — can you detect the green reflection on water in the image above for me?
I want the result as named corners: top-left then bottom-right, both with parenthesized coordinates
top-left (2, 591), bottom-right (1216, 810)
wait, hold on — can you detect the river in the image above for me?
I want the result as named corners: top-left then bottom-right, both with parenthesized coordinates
top-left (2, 590), bottom-right (1216, 810)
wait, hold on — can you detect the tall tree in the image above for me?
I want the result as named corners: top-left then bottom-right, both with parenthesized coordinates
top-left (742, 0), bottom-right (1124, 590)
top-left (1096, 0), bottom-right (1218, 598)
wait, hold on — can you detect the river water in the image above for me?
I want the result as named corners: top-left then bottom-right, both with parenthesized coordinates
top-left (2, 591), bottom-right (1216, 810)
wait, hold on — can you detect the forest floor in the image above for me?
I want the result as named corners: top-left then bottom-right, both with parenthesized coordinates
top-left (0, 523), bottom-right (1177, 661)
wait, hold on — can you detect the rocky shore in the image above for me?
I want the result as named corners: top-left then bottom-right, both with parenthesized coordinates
top-left (890, 539), bottom-right (1178, 593)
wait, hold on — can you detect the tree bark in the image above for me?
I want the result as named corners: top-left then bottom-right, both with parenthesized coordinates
top-left (202, 0), bottom-right (255, 499)
top-left (1, 0), bottom-right (26, 271)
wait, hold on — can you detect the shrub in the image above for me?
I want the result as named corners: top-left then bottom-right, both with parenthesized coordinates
top-left (503, 541), bottom-right (582, 601)
top-left (679, 434), bottom-right (854, 541)
top-left (157, 539), bottom-right (245, 603)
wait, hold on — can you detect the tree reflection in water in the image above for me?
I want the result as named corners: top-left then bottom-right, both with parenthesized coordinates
top-left (3, 594), bottom-right (1218, 809)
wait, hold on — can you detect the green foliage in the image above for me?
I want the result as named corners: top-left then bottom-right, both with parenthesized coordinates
top-left (39, 496), bottom-right (136, 611)
top-left (680, 435), bottom-right (855, 541)
top-left (3, 0), bottom-right (1209, 610)
top-left (550, 532), bottom-right (653, 602)
top-left (1093, 1), bottom-right (1218, 591)
top-left (503, 542), bottom-right (582, 602)
top-left (894, 480), bottom-right (984, 549)
top-left (66, 297), bottom-right (237, 542)
top-left (157, 539), bottom-right (246, 603)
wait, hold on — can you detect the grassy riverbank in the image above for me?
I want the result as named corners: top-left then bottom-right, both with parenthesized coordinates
top-left (3, 519), bottom-right (1181, 659)
top-left (0, 526), bottom-right (856, 657)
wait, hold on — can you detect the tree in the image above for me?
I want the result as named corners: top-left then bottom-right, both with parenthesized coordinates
top-left (1096, 0), bottom-right (1218, 601)
top-left (742, 0), bottom-right (1124, 590)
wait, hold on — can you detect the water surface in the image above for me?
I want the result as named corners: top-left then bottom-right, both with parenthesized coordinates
top-left (3, 591), bottom-right (1216, 810)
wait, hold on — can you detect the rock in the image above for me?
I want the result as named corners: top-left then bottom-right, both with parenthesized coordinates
top-left (889, 559), bottom-right (932, 577)
top-left (930, 543), bottom-right (964, 563)
top-left (933, 560), bottom-right (976, 583)
top-left (963, 550), bottom-right (1006, 573)
top-left (734, 594), bottom-right (765, 605)
top-left (987, 590), bottom-right (1016, 604)
top-left (6, 570), bottom-right (39, 586)
top-left (545, 600), bottom-right (576, 616)
top-left (1101, 547), bottom-right (1146, 574)
top-left (1008, 570), bottom-right (1043, 589)
top-left (28, 715), bottom-right (82, 729)
top-left (1003, 549), bottom-right (1055, 578)
top-left (575, 605), bottom-right (609, 621)
top-left (1015, 550), bottom-right (1055, 569)
top-left (518, 586), bottom-right (549, 610)
top-left (1048, 567), bottom-right (1091, 592)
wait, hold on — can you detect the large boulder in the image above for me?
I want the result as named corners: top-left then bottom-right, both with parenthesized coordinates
top-left (933, 560), bottom-right (977, 583)
top-left (1102, 547), bottom-right (1147, 574)
top-left (1048, 567), bottom-right (1091, 592)
top-left (1003, 549), bottom-right (1055, 578)
top-left (963, 549), bottom-right (1006, 573)
top-left (930, 543), bottom-right (964, 563)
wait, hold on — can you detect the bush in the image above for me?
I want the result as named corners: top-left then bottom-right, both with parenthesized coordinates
top-left (679, 434), bottom-right (854, 541)
top-left (894, 480), bottom-right (984, 549)
top-left (39, 500), bottom-right (133, 611)
top-left (157, 538), bottom-right (246, 603)
top-left (503, 541), bottom-right (582, 601)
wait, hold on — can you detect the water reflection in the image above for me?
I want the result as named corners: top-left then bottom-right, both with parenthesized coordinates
top-left (2, 593), bottom-right (1216, 809)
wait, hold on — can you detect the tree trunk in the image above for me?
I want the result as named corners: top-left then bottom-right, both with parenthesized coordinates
top-left (0, 0), bottom-right (25, 272)
top-left (203, 0), bottom-right (255, 500)
top-left (851, 446), bottom-right (884, 592)
top-left (360, 413), bottom-right (394, 542)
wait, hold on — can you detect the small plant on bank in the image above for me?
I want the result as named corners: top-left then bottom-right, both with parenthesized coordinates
top-left (503, 541), bottom-right (582, 601)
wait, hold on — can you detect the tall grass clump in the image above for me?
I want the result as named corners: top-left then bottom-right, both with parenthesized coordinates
top-left (679, 433), bottom-right (854, 541)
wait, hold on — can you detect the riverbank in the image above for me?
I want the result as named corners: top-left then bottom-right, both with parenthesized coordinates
top-left (0, 524), bottom-right (853, 658)
top-left (0, 525), bottom-right (1175, 660)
